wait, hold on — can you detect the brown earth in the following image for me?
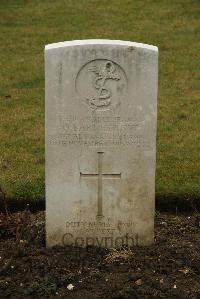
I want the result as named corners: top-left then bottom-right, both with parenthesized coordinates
top-left (0, 211), bottom-right (200, 299)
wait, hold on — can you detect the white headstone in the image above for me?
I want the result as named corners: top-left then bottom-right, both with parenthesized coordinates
top-left (45, 40), bottom-right (158, 248)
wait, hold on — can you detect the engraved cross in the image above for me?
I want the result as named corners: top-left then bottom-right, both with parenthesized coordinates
top-left (80, 152), bottom-right (121, 217)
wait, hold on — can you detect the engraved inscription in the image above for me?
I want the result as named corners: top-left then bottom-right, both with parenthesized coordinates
top-left (80, 152), bottom-right (121, 217)
top-left (49, 114), bottom-right (149, 148)
top-left (76, 59), bottom-right (127, 111)
top-left (63, 220), bottom-right (137, 247)
top-left (50, 133), bottom-right (143, 147)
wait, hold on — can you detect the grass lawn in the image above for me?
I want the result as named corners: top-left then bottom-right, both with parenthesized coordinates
top-left (0, 0), bottom-right (199, 203)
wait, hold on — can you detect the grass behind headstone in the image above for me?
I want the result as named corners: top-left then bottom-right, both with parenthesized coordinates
top-left (0, 0), bottom-right (199, 203)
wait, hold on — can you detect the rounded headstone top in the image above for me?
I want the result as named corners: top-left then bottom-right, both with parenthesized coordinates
top-left (45, 39), bottom-right (158, 52)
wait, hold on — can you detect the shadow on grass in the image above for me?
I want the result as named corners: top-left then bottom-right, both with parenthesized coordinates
top-left (0, 194), bottom-right (199, 214)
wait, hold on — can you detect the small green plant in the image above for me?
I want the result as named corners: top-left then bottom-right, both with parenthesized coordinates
top-left (25, 276), bottom-right (57, 296)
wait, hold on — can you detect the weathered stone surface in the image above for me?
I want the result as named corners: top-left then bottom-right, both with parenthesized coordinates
top-left (45, 40), bottom-right (158, 248)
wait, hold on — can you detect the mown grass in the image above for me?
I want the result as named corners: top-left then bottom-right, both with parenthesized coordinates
top-left (0, 0), bottom-right (199, 202)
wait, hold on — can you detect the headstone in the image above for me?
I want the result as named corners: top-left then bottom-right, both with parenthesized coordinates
top-left (45, 40), bottom-right (158, 248)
